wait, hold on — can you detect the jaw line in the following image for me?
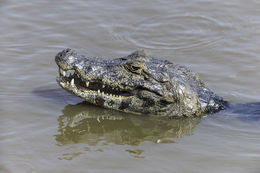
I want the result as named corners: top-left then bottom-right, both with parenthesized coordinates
top-left (56, 65), bottom-right (166, 110)
top-left (56, 68), bottom-right (133, 101)
top-left (56, 65), bottom-right (174, 116)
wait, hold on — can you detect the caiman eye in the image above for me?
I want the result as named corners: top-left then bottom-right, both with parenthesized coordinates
top-left (124, 61), bottom-right (144, 74)
top-left (130, 65), bottom-right (141, 71)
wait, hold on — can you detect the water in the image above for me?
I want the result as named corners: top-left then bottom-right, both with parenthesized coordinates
top-left (1, 0), bottom-right (260, 172)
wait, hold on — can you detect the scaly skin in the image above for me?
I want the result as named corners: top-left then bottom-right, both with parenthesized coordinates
top-left (55, 48), bottom-right (226, 117)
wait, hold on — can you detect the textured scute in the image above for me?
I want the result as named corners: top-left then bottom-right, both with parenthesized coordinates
top-left (55, 49), bottom-right (227, 117)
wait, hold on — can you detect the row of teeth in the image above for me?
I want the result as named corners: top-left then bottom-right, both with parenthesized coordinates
top-left (58, 69), bottom-right (124, 98)
top-left (96, 89), bottom-right (123, 99)
top-left (62, 78), bottom-right (123, 98)
top-left (57, 68), bottom-right (75, 77)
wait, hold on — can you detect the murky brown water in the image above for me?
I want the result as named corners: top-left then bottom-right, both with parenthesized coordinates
top-left (1, 0), bottom-right (260, 172)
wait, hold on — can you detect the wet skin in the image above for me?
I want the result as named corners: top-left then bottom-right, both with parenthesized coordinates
top-left (55, 48), bottom-right (226, 117)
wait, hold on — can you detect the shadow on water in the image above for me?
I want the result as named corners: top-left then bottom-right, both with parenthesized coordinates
top-left (54, 102), bottom-right (201, 146)
top-left (224, 102), bottom-right (260, 123)
top-left (32, 86), bottom-right (82, 103)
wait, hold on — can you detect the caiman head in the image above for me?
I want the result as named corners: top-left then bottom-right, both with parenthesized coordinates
top-left (55, 48), bottom-right (224, 117)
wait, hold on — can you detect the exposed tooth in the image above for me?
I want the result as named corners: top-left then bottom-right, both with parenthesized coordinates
top-left (98, 89), bottom-right (100, 93)
top-left (86, 82), bottom-right (89, 87)
top-left (102, 85), bottom-right (105, 88)
top-left (97, 117), bottom-right (100, 123)
top-left (57, 68), bottom-right (60, 77)
top-left (102, 91), bottom-right (104, 95)
top-left (62, 71), bottom-right (66, 76)
top-left (71, 78), bottom-right (74, 86)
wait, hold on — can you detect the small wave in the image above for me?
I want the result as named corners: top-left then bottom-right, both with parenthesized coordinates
top-left (109, 14), bottom-right (228, 50)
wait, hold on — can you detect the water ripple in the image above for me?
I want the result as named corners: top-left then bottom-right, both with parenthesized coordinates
top-left (110, 15), bottom-right (227, 50)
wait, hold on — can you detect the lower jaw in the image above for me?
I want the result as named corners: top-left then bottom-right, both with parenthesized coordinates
top-left (57, 79), bottom-right (177, 117)
top-left (57, 77), bottom-right (174, 116)
top-left (57, 77), bottom-right (128, 102)
top-left (58, 81), bottom-right (142, 115)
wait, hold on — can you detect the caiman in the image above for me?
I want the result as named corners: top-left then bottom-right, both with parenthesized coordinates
top-left (55, 48), bottom-right (228, 117)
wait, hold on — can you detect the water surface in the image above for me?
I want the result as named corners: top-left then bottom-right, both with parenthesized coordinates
top-left (1, 0), bottom-right (260, 172)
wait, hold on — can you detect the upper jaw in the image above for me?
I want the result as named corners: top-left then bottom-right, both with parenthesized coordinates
top-left (56, 64), bottom-right (171, 103)
top-left (55, 53), bottom-right (168, 101)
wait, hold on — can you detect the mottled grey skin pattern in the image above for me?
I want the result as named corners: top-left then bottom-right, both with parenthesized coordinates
top-left (55, 48), bottom-right (227, 117)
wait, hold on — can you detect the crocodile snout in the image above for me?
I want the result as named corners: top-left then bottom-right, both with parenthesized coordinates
top-left (55, 48), bottom-right (76, 70)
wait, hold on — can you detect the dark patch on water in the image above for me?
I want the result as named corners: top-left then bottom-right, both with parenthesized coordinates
top-left (223, 102), bottom-right (260, 123)
top-left (32, 86), bottom-right (82, 103)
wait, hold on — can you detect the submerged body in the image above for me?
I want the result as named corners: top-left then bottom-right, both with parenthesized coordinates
top-left (55, 48), bottom-right (227, 117)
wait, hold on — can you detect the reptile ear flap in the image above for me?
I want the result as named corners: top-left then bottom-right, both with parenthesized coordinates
top-left (127, 50), bottom-right (146, 59)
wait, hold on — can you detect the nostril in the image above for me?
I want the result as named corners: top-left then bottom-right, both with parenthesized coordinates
top-left (65, 48), bottom-right (72, 54)
top-left (56, 48), bottom-right (75, 62)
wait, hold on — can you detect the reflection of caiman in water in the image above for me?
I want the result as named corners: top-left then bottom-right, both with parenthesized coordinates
top-left (55, 102), bottom-right (200, 146)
